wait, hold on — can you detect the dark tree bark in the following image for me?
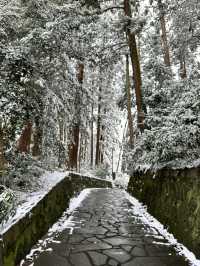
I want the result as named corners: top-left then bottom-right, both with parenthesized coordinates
top-left (68, 126), bottom-right (80, 170)
top-left (126, 55), bottom-right (134, 147)
top-left (180, 56), bottom-right (187, 79)
top-left (68, 63), bottom-right (84, 170)
top-left (95, 90), bottom-right (101, 166)
top-left (124, 0), bottom-right (144, 131)
top-left (90, 101), bottom-right (94, 168)
top-left (100, 124), bottom-right (104, 164)
top-left (0, 126), bottom-right (7, 171)
top-left (116, 120), bottom-right (128, 173)
top-left (32, 117), bottom-right (43, 157)
top-left (158, 0), bottom-right (171, 67)
top-left (78, 133), bottom-right (82, 172)
top-left (17, 121), bottom-right (32, 153)
top-left (83, 133), bottom-right (87, 163)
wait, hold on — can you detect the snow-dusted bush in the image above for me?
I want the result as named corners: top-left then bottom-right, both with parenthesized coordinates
top-left (3, 151), bottom-right (45, 191)
top-left (93, 165), bottom-right (110, 179)
top-left (0, 185), bottom-right (15, 222)
top-left (113, 172), bottom-right (130, 189)
top-left (126, 79), bottom-right (200, 172)
top-left (122, 6), bottom-right (200, 173)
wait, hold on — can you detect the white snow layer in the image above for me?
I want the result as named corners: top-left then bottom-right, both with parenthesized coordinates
top-left (125, 191), bottom-right (200, 266)
top-left (113, 172), bottom-right (130, 189)
top-left (67, 188), bottom-right (92, 213)
top-left (20, 188), bottom-right (200, 266)
top-left (20, 188), bottom-right (92, 265)
top-left (48, 188), bottom-right (92, 235)
top-left (0, 170), bottom-right (68, 233)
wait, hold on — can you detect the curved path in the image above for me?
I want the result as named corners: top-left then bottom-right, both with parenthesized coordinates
top-left (21, 188), bottom-right (189, 266)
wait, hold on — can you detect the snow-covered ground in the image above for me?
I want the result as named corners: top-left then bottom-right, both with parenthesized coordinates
top-left (0, 170), bottom-right (112, 234)
top-left (20, 188), bottom-right (93, 265)
top-left (0, 170), bottom-right (69, 233)
top-left (2, 169), bottom-right (199, 266)
top-left (20, 188), bottom-right (200, 266)
top-left (113, 172), bottom-right (130, 189)
top-left (125, 191), bottom-right (200, 266)
top-left (72, 169), bottom-right (112, 182)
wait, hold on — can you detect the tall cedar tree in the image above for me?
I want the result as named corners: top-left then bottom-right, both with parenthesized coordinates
top-left (68, 63), bottom-right (84, 170)
top-left (124, 0), bottom-right (144, 130)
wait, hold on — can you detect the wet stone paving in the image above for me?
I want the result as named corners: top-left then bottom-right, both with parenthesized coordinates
top-left (22, 188), bottom-right (189, 266)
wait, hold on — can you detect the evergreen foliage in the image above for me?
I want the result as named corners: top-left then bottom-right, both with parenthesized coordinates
top-left (0, 0), bottom-right (199, 188)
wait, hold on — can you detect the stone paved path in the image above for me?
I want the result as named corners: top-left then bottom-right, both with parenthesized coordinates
top-left (22, 189), bottom-right (189, 266)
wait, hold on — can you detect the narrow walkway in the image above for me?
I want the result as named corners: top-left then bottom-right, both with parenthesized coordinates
top-left (22, 189), bottom-right (188, 266)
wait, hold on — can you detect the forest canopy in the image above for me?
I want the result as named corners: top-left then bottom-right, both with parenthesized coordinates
top-left (0, 0), bottom-right (199, 188)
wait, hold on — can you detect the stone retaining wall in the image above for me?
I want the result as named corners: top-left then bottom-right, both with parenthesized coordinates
top-left (1, 173), bottom-right (111, 266)
top-left (127, 167), bottom-right (200, 258)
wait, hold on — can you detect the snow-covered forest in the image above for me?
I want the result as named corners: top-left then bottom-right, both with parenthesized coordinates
top-left (0, 0), bottom-right (200, 221)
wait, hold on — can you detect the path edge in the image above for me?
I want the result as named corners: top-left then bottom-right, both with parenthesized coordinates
top-left (1, 173), bottom-right (112, 266)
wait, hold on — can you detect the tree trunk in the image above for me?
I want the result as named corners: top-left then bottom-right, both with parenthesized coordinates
top-left (180, 56), bottom-right (187, 79)
top-left (116, 120), bottom-right (128, 173)
top-left (68, 63), bottom-right (84, 170)
top-left (100, 125), bottom-right (104, 164)
top-left (78, 133), bottom-right (82, 172)
top-left (77, 63), bottom-right (84, 83)
top-left (17, 121), bottom-right (32, 153)
top-left (68, 126), bottom-right (80, 170)
top-left (95, 92), bottom-right (101, 166)
top-left (83, 133), bottom-right (87, 163)
top-left (59, 119), bottom-right (64, 143)
top-left (32, 117), bottom-right (43, 157)
top-left (100, 107), bottom-right (107, 164)
top-left (126, 54), bottom-right (134, 147)
top-left (0, 126), bottom-right (6, 171)
top-left (158, 0), bottom-right (171, 67)
top-left (90, 102), bottom-right (94, 168)
top-left (124, 0), bottom-right (144, 131)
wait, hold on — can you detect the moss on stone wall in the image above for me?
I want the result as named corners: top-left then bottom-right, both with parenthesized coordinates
top-left (127, 167), bottom-right (200, 258)
top-left (2, 174), bottom-right (111, 266)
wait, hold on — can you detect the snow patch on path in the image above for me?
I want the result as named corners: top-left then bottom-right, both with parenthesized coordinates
top-left (125, 191), bottom-right (200, 266)
top-left (20, 188), bottom-right (92, 265)
top-left (48, 188), bottom-right (92, 235)
top-left (67, 188), bottom-right (92, 213)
